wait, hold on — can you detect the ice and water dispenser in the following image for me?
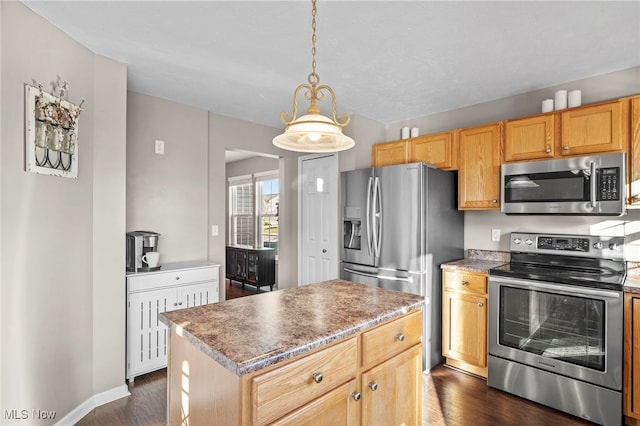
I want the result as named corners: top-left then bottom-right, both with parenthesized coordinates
top-left (343, 206), bottom-right (362, 250)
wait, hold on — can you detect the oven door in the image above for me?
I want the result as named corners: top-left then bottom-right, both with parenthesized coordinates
top-left (488, 275), bottom-right (623, 390)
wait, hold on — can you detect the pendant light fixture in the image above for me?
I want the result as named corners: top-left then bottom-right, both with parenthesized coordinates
top-left (272, 0), bottom-right (354, 153)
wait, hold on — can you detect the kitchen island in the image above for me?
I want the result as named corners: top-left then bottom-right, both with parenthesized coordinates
top-left (160, 279), bottom-right (424, 426)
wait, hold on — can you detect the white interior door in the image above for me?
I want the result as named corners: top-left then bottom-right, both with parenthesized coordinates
top-left (299, 153), bottom-right (339, 285)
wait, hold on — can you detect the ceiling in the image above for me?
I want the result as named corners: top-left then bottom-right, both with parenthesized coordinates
top-left (22, 1), bottom-right (640, 131)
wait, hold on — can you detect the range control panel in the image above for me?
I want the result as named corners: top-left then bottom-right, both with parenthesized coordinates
top-left (537, 236), bottom-right (590, 252)
top-left (510, 232), bottom-right (625, 260)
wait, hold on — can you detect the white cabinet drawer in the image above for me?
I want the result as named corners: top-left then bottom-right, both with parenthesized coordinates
top-left (128, 266), bottom-right (218, 292)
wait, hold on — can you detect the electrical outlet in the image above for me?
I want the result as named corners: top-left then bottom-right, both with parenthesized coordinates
top-left (154, 140), bottom-right (165, 155)
top-left (211, 225), bottom-right (219, 237)
top-left (491, 229), bottom-right (501, 242)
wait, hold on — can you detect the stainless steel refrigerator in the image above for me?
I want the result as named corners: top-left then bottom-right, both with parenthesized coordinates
top-left (340, 162), bottom-right (464, 370)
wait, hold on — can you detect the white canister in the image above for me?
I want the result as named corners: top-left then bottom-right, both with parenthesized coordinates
top-left (554, 90), bottom-right (568, 110)
top-left (410, 127), bottom-right (419, 138)
top-left (568, 90), bottom-right (582, 108)
top-left (541, 99), bottom-right (554, 113)
top-left (401, 127), bottom-right (410, 139)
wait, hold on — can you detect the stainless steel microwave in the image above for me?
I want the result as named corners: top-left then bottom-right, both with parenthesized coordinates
top-left (501, 153), bottom-right (626, 216)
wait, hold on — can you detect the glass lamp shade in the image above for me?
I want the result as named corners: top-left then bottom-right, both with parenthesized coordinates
top-left (273, 113), bottom-right (355, 153)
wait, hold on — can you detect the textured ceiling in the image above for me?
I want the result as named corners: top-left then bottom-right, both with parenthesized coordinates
top-left (22, 1), bottom-right (640, 130)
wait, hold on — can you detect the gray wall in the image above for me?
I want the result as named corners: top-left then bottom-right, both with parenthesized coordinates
top-left (1, 2), bottom-right (127, 423)
top-left (127, 92), bottom-right (209, 263)
top-left (383, 67), bottom-right (640, 257)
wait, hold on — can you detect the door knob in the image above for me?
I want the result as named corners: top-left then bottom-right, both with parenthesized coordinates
top-left (312, 372), bottom-right (323, 383)
top-left (368, 382), bottom-right (378, 391)
top-left (351, 392), bottom-right (361, 401)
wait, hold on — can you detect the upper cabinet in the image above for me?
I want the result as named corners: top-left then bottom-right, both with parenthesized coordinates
top-left (371, 140), bottom-right (410, 167)
top-left (560, 99), bottom-right (628, 156)
top-left (504, 114), bottom-right (556, 162)
top-left (630, 96), bottom-right (640, 205)
top-left (458, 123), bottom-right (502, 210)
top-left (410, 131), bottom-right (458, 170)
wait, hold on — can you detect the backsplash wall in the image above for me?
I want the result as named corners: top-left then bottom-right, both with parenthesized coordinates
top-left (464, 209), bottom-right (640, 261)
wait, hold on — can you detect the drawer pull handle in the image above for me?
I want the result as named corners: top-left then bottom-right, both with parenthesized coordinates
top-left (368, 382), bottom-right (378, 391)
top-left (312, 372), bottom-right (323, 384)
top-left (460, 280), bottom-right (469, 286)
top-left (478, 302), bottom-right (484, 308)
top-left (351, 392), bottom-right (361, 401)
top-left (396, 333), bottom-right (405, 342)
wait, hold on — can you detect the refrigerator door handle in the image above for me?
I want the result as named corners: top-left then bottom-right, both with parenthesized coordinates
top-left (343, 267), bottom-right (414, 283)
top-left (372, 176), bottom-right (382, 257)
top-left (366, 176), bottom-right (373, 256)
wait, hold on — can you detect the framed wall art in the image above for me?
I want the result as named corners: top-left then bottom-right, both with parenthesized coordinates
top-left (24, 83), bottom-right (83, 178)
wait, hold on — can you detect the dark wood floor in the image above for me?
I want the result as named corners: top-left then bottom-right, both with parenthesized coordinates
top-left (78, 280), bottom-right (593, 425)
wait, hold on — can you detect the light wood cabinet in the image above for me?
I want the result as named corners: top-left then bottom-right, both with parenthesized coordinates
top-left (624, 292), bottom-right (640, 425)
top-left (458, 123), bottom-right (502, 210)
top-left (504, 114), bottom-right (556, 162)
top-left (168, 309), bottom-right (422, 426)
top-left (361, 344), bottom-right (422, 426)
top-left (629, 96), bottom-right (640, 205)
top-left (442, 270), bottom-right (488, 378)
top-left (371, 140), bottom-right (410, 167)
top-left (560, 99), bottom-right (628, 156)
top-left (410, 131), bottom-right (458, 170)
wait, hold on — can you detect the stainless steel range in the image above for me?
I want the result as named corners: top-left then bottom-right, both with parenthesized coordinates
top-left (488, 232), bottom-right (626, 426)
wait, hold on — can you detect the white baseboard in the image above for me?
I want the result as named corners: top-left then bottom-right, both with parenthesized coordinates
top-left (54, 384), bottom-right (130, 426)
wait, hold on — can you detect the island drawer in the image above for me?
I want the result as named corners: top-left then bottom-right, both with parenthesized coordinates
top-left (361, 310), bottom-right (422, 369)
top-left (127, 267), bottom-right (218, 292)
top-left (251, 336), bottom-right (358, 426)
top-left (443, 270), bottom-right (487, 295)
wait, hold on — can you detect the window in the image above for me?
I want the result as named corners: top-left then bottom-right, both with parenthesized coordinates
top-left (228, 171), bottom-right (279, 255)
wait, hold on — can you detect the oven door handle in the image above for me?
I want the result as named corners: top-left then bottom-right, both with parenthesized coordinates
top-left (590, 161), bottom-right (598, 209)
top-left (489, 275), bottom-right (621, 299)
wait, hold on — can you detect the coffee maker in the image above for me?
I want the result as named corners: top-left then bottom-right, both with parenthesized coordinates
top-left (126, 231), bottom-right (161, 272)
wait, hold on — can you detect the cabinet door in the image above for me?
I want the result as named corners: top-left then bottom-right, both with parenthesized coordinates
top-left (270, 380), bottom-right (359, 426)
top-left (361, 344), bottom-right (422, 426)
top-left (630, 97), bottom-right (640, 205)
top-left (127, 287), bottom-right (176, 378)
top-left (458, 123), bottom-right (502, 210)
top-left (442, 290), bottom-right (487, 375)
top-left (560, 100), bottom-right (626, 155)
top-left (410, 131), bottom-right (458, 170)
top-left (624, 293), bottom-right (640, 420)
top-left (371, 140), bottom-right (410, 167)
top-left (178, 280), bottom-right (219, 308)
top-left (504, 114), bottom-right (555, 162)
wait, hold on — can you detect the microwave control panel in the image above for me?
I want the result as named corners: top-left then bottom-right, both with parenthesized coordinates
top-left (598, 167), bottom-right (620, 201)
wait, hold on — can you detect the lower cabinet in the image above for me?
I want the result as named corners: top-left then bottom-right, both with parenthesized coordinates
top-left (442, 270), bottom-right (488, 378)
top-left (167, 309), bottom-right (422, 426)
top-left (624, 292), bottom-right (640, 425)
top-left (226, 245), bottom-right (276, 291)
top-left (126, 263), bottom-right (219, 381)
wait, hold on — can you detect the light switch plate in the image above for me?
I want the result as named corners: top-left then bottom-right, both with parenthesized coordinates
top-left (155, 140), bottom-right (165, 155)
top-left (211, 225), bottom-right (219, 237)
top-left (491, 229), bottom-right (501, 242)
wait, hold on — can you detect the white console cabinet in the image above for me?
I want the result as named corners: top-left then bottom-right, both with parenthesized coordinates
top-left (126, 261), bottom-right (219, 381)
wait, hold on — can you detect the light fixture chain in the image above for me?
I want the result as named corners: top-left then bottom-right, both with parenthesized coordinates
top-left (310, 0), bottom-right (318, 85)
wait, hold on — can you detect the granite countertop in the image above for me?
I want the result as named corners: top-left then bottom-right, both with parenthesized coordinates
top-left (441, 249), bottom-right (510, 274)
top-left (160, 279), bottom-right (424, 376)
top-left (626, 262), bottom-right (640, 293)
